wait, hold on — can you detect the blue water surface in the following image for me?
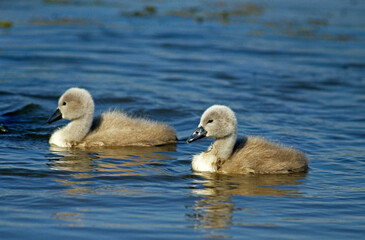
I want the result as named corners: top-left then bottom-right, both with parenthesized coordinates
top-left (0, 0), bottom-right (364, 239)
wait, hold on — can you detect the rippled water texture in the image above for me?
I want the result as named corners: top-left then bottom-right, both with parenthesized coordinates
top-left (1, 0), bottom-right (365, 239)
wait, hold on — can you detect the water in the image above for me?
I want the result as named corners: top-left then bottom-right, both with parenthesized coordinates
top-left (1, 0), bottom-right (365, 239)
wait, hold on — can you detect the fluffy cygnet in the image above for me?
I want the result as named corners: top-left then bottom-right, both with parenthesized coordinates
top-left (47, 88), bottom-right (177, 148)
top-left (187, 105), bottom-right (308, 174)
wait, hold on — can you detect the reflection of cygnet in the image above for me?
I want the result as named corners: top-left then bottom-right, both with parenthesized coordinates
top-left (187, 105), bottom-right (308, 174)
top-left (47, 88), bottom-right (177, 148)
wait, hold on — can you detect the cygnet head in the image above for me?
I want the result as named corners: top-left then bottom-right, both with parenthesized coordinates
top-left (187, 105), bottom-right (237, 143)
top-left (47, 88), bottom-right (94, 124)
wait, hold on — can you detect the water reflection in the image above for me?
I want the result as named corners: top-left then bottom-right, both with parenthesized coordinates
top-left (47, 145), bottom-right (176, 194)
top-left (53, 211), bottom-right (85, 228)
top-left (188, 172), bottom-right (307, 232)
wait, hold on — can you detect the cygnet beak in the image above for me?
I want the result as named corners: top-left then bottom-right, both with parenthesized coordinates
top-left (47, 108), bottom-right (63, 124)
top-left (0, 123), bottom-right (8, 134)
top-left (187, 126), bottom-right (207, 143)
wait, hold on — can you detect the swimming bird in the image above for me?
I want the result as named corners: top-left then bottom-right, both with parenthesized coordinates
top-left (187, 105), bottom-right (308, 174)
top-left (47, 88), bottom-right (177, 148)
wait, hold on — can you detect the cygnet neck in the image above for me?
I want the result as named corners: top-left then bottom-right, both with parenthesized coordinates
top-left (211, 133), bottom-right (237, 161)
top-left (64, 111), bottom-right (94, 143)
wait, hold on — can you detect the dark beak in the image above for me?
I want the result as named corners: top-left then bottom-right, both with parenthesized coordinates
top-left (187, 126), bottom-right (207, 143)
top-left (47, 108), bottom-right (62, 124)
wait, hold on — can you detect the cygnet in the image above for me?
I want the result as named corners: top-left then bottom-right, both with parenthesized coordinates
top-left (187, 105), bottom-right (308, 174)
top-left (47, 88), bottom-right (177, 148)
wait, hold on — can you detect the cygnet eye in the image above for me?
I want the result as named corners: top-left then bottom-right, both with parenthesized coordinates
top-left (62, 102), bottom-right (67, 106)
top-left (207, 119), bottom-right (213, 124)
